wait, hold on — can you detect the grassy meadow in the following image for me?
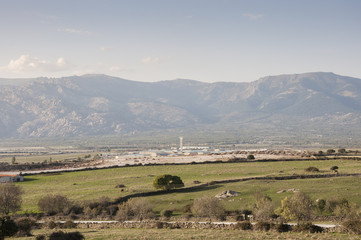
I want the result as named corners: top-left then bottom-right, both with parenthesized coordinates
top-left (8, 228), bottom-right (360, 240)
top-left (15, 158), bottom-right (361, 214)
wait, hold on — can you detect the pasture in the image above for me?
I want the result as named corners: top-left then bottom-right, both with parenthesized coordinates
top-left (16, 158), bottom-right (361, 214)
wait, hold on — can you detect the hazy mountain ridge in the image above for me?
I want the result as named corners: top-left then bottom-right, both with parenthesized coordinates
top-left (0, 72), bottom-right (360, 138)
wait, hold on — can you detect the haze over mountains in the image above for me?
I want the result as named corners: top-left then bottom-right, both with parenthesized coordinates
top-left (0, 72), bottom-right (360, 139)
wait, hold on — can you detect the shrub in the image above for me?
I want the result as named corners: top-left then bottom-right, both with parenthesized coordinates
top-left (272, 222), bottom-right (290, 232)
top-left (305, 166), bottom-right (319, 172)
top-left (47, 221), bottom-right (58, 229)
top-left (292, 222), bottom-right (323, 233)
top-left (192, 196), bottom-right (225, 220)
top-left (254, 221), bottom-right (271, 231)
top-left (36, 235), bottom-right (46, 240)
top-left (153, 175), bottom-right (184, 190)
top-left (234, 221), bottom-right (252, 230)
top-left (330, 166), bottom-right (339, 171)
top-left (116, 198), bottom-right (154, 221)
top-left (316, 199), bottom-right (326, 212)
top-left (247, 154), bottom-right (255, 160)
top-left (62, 220), bottom-right (77, 229)
top-left (338, 148), bottom-right (346, 154)
top-left (161, 209), bottom-right (173, 218)
top-left (327, 149), bottom-right (335, 154)
top-left (38, 195), bottom-right (70, 215)
top-left (15, 217), bottom-right (36, 236)
top-left (342, 219), bottom-right (361, 234)
top-left (0, 216), bottom-right (18, 239)
top-left (48, 231), bottom-right (84, 240)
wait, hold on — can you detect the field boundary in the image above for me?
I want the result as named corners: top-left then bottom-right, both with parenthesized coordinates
top-left (113, 173), bottom-right (361, 204)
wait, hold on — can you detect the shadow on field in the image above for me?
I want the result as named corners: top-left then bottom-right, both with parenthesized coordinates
top-left (114, 184), bottom-right (223, 204)
top-left (22, 177), bottom-right (38, 182)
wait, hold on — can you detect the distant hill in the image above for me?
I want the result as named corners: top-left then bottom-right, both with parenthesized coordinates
top-left (0, 72), bottom-right (360, 140)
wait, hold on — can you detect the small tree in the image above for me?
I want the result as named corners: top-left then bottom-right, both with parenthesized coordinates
top-left (38, 194), bottom-right (70, 215)
top-left (280, 192), bottom-right (314, 224)
top-left (253, 192), bottom-right (275, 221)
top-left (153, 175), bottom-right (184, 190)
top-left (11, 156), bottom-right (16, 164)
top-left (192, 196), bottom-right (225, 220)
top-left (117, 198), bottom-right (154, 221)
top-left (0, 183), bottom-right (23, 216)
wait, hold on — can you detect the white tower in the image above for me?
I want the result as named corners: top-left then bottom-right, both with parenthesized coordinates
top-left (179, 137), bottom-right (183, 152)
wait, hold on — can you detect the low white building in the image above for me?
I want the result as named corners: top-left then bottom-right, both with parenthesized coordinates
top-left (0, 174), bottom-right (24, 183)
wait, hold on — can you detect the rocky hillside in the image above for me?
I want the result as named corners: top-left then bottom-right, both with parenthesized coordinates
top-left (0, 72), bottom-right (360, 138)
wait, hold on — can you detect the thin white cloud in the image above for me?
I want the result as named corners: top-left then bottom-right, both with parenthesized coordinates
top-left (3, 55), bottom-right (73, 73)
top-left (109, 66), bottom-right (126, 72)
top-left (57, 28), bottom-right (92, 35)
top-left (243, 13), bottom-right (264, 20)
top-left (141, 56), bottom-right (160, 65)
top-left (100, 46), bottom-right (115, 51)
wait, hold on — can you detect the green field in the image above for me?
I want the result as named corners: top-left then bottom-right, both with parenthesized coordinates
top-left (16, 159), bottom-right (361, 214)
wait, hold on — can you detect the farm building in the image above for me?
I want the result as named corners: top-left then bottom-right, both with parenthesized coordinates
top-left (0, 174), bottom-right (24, 183)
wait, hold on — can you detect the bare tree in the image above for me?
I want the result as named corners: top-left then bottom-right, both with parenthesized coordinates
top-left (117, 198), bottom-right (154, 221)
top-left (192, 196), bottom-right (225, 220)
top-left (253, 192), bottom-right (275, 221)
top-left (0, 183), bottom-right (23, 216)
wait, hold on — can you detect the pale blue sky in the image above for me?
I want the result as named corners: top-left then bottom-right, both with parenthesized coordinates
top-left (0, 0), bottom-right (360, 82)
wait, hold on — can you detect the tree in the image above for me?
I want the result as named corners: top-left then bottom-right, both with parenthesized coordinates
top-left (253, 192), bottom-right (275, 221)
top-left (0, 216), bottom-right (18, 240)
top-left (38, 194), bottom-right (70, 215)
top-left (11, 156), bottom-right (16, 164)
top-left (280, 191), bottom-right (314, 224)
top-left (192, 196), bottom-right (225, 220)
top-left (153, 175), bottom-right (184, 190)
top-left (0, 183), bottom-right (23, 216)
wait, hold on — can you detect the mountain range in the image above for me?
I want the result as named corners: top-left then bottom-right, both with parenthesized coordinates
top-left (0, 72), bottom-right (361, 141)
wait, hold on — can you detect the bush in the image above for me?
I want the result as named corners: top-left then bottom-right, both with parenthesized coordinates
top-left (247, 154), bottom-right (255, 160)
top-left (153, 175), bottom-right (184, 190)
top-left (254, 221), bottom-right (271, 231)
top-left (273, 222), bottom-right (290, 232)
top-left (192, 196), bottom-right (225, 220)
top-left (38, 195), bottom-right (70, 215)
top-left (316, 199), bottom-right (326, 212)
top-left (292, 222), bottom-right (323, 233)
top-left (48, 231), bottom-right (84, 240)
top-left (161, 209), bottom-right (173, 218)
top-left (330, 166), bottom-right (339, 171)
top-left (15, 217), bottom-right (36, 236)
top-left (234, 221), bottom-right (252, 230)
top-left (327, 149), bottom-right (335, 154)
top-left (305, 166), bottom-right (319, 172)
top-left (36, 235), bottom-right (46, 240)
top-left (47, 221), bottom-right (58, 229)
top-left (62, 220), bottom-right (77, 229)
top-left (342, 219), bottom-right (361, 234)
top-left (116, 198), bottom-right (154, 221)
top-left (0, 216), bottom-right (18, 239)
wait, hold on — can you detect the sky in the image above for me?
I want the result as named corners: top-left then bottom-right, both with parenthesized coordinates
top-left (0, 0), bottom-right (360, 82)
